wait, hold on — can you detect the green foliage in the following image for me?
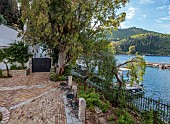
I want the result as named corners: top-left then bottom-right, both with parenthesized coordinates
top-left (99, 100), bottom-right (110, 113)
top-left (120, 33), bottom-right (170, 55)
top-left (109, 42), bottom-right (122, 54)
top-left (141, 110), bottom-right (154, 124)
top-left (78, 86), bottom-right (110, 113)
top-left (127, 45), bottom-right (135, 54)
top-left (10, 64), bottom-right (26, 70)
top-left (64, 65), bottom-right (71, 76)
top-left (50, 72), bottom-right (67, 82)
top-left (21, 0), bottom-right (129, 73)
top-left (116, 110), bottom-right (135, 124)
top-left (72, 74), bottom-right (84, 84)
top-left (8, 41), bottom-right (32, 68)
top-left (107, 27), bottom-right (157, 41)
top-left (107, 27), bottom-right (170, 55)
top-left (0, 0), bottom-right (19, 27)
top-left (0, 47), bottom-right (11, 77)
top-left (50, 72), bottom-right (58, 82)
top-left (141, 110), bottom-right (165, 124)
top-left (126, 54), bottom-right (146, 85)
top-left (0, 14), bottom-right (7, 25)
top-left (108, 115), bottom-right (115, 123)
top-left (0, 41), bottom-right (31, 69)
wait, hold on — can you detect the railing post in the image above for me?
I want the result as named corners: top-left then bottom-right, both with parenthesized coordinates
top-left (78, 98), bottom-right (86, 122)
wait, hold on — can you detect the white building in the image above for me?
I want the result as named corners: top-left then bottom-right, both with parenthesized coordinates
top-left (0, 24), bottom-right (21, 47)
top-left (0, 24), bottom-right (47, 70)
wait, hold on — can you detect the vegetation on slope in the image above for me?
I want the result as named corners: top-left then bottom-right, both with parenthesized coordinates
top-left (120, 33), bottom-right (170, 55)
top-left (107, 27), bottom-right (170, 55)
top-left (107, 27), bottom-right (158, 41)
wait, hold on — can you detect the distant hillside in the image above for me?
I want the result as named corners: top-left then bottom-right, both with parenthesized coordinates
top-left (106, 27), bottom-right (170, 56)
top-left (107, 27), bottom-right (158, 41)
top-left (120, 33), bottom-right (170, 56)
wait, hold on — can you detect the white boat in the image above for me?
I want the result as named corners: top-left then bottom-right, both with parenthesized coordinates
top-left (118, 67), bottom-right (144, 95)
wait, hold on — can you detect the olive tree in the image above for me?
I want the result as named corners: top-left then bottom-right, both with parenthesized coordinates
top-left (21, 0), bottom-right (128, 74)
top-left (0, 48), bottom-right (11, 77)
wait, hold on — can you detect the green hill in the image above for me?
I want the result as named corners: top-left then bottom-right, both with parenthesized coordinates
top-left (107, 27), bottom-right (158, 41)
top-left (120, 33), bottom-right (170, 55)
top-left (107, 27), bottom-right (170, 56)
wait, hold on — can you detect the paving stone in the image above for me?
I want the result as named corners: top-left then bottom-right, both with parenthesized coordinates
top-left (0, 72), bottom-right (68, 124)
top-left (8, 89), bottom-right (66, 124)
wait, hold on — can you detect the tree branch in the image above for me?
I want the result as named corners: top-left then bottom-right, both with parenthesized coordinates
top-left (112, 69), bottom-right (123, 87)
top-left (116, 56), bottom-right (141, 68)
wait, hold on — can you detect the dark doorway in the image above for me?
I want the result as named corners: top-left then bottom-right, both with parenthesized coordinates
top-left (32, 58), bottom-right (51, 72)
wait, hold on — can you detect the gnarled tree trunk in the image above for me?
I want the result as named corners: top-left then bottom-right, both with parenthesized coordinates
top-left (57, 51), bottom-right (66, 75)
top-left (4, 61), bottom-right (10, 77)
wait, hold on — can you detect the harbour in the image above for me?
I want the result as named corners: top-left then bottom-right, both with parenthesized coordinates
top-left (116, 55), bottom-right (170, 103)
top-left (146, 62), bottom-right (170, 69)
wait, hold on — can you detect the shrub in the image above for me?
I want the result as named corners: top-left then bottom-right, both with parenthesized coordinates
top-left (50, 72), bottom-right (67, 82)
top-left (58, 75), bottom-right (67, 81)
top-left (64, 65), bottom-right (71, 76)
top-left (99, 100), bottom-right (110, 113)
top-left (50, 72), bottom-right (58, 82)
top-left (140, 110), bottom-right (164, 124)
top-left (108, 115), bottom-right (115, 124)
top-left (117, 110), bottom-right (135, 124)
top-left (78, 86), bottom-right (110, 112)
top-left (10, 64), bottom-right (27, 70)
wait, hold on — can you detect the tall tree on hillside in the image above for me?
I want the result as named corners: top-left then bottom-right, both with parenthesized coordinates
top-left (21, 0), bottom-right (128, 74)
top-left (0, 14), bottom-right (7, 25)
top-left (127, 45), bottom-right (136, 54)
top-left (0, 0), bottom-right (19, 27)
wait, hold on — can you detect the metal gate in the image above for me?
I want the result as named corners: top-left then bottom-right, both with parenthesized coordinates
top-left (32, 58), bottom-right (51, 72)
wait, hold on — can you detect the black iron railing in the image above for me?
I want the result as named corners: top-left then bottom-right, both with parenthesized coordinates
top-left (72, 70), bottom-right (170, 123)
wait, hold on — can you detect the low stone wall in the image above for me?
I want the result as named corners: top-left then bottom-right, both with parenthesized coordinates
top-left (2, 70), bottom-right (27, 77)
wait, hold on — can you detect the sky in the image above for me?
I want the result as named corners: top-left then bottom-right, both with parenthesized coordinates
top-left (118, 0), bottom-right (170, 34)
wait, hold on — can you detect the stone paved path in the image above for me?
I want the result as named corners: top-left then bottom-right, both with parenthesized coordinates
top-left (0, 84), bottom-right (47, 91)
top-left (0, 72), bottom-right (50, 87)
top-left (0, 72), bottom-right (67, 124)
top-left (8, 88), bottom-right (66, 124)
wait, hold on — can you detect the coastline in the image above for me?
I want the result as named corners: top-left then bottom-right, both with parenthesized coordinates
top-left (116, 53), bottom-right (170, 57)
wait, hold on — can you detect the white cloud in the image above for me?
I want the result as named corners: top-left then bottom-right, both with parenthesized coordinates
top-left (142, 15), bottom-right (147, 19)
top-left (139, 0), bottom-right (154, 4)
top-left (126, 7), bottom-right (137, 20)
top-left (160, 16), bottom-right (170, 21)
top-left (162, 0), bottom-right (169, 4)
top-left (157, 5), bottom-right (167, 10)
top-left (157, 5), bottom-right (170, 21)
top-left (168, 5), bottom-right (170, 10)
top-left (155, 19), bottom-right (163, 23)
top-left (137, 15), bottom-right (147, 20)
top-left (120, 22), bottom-right (127, 29)
top-left (143, 15), bottom-right (146, 17)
